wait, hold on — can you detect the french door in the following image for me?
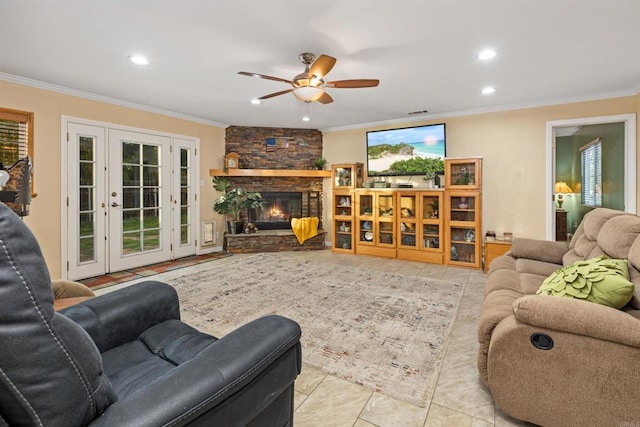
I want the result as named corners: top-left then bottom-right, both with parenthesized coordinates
top-left (66, 122), bottom-right (198, 280)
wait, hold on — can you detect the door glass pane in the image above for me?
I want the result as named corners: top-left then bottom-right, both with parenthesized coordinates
top-left (122, 188), bottom-right (140, 209)
top-left (79, 188), bottom-right (93, 211)
top-left (79, 163), bottom-right (93, 186)
top-left (143, 166), bottom-right (159, 186)
top-left (143, 209), bottom-right (160, 229)
top-left (121, 141), bottom-right (162, 256)
top-left (77, 136), bottom-right (96, 264)
top-left (122, 209), bottom-right (141, 232)
top-left (143, 145), bottom-right (159, 166)
top-left (143, 188), bottom-right (159, 208)
top-left (179, 148), bottom-right (191, 246)
top-left (122, 231), bottom-right (142, 254)
top-left (122, 165), bottom-right (140, 186)
top-left (122, 142), bottom-right (140, 164)
top-left (144, 229), bottom-right (160, 250)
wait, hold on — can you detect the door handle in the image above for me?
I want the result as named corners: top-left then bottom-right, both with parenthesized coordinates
top-left (111, 202), bottom-right (121, 207)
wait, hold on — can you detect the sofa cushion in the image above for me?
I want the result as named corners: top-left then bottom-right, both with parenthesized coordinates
top-left (537, 256), bottom-right (634, 309)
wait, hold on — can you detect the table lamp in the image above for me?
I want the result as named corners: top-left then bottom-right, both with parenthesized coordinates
top-left (554, 181), bottom-right (573, 209)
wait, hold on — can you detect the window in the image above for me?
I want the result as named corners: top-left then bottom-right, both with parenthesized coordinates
top-left (580, 138), bottom-right (602, 207)
top-left (0, 107), bottom-right (33, 168)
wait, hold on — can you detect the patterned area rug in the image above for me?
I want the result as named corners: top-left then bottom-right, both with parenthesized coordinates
top-left (167, 252), bottom-right (464, 407)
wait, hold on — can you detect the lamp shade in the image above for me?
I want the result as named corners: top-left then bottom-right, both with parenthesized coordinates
top-left (554, 181), bottom-right (573, 194)
top-left (293, 86), bottom-right (324, 102)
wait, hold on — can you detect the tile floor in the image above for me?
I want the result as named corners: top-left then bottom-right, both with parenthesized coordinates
top-left (97, 250), bottom-right (529, 427)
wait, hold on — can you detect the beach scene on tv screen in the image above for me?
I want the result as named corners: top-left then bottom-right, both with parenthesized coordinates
top-left (367, 124), bottom-right (445, 175)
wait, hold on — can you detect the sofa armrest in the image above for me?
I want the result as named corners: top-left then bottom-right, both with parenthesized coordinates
top-left (89, 315), bottom-right (302, 427)
top-left (513, 294), bottom-right (640, 348)
top-left (509, 238), bottom-right (569, 264)
top-left (61, 281), bottom-right (181, 352)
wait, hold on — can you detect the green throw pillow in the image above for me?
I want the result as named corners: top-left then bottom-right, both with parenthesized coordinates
top-left (537, 256), bottom-right (634, 309)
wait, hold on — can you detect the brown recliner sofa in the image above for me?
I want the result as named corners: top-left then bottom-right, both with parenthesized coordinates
top-left (478, 208), bottom-right (640, 426)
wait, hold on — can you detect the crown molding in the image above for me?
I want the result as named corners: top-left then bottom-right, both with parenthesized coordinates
top-left (0, 72), bottom-right (229, 128)
top-left (321, 89), bottom-right (638, 133)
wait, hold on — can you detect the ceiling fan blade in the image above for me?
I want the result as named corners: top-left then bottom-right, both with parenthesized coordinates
top-left (325, 79), bottom-right (379, 88)
top-left (258, 88), bottom-right (294, 100)
top-left (317, 92), bottom-right (334, 104)
top-left (238, 71), bottom-right (293, 85)
top-left (308, 55), bottom-right (336, 79)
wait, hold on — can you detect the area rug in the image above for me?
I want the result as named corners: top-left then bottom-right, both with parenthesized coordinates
top-left (167, 252), bottom-right (464, 407)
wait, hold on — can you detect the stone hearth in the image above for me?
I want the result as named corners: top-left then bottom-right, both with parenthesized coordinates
top-left (224, 230), bottom-right (326, 254)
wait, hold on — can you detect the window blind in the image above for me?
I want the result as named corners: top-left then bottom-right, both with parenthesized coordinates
top-left (580, 138), bottom-right (602, 207)
top-left (0, 110), bottom-right (30, 167)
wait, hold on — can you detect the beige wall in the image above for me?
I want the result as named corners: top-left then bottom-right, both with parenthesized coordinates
top-left (2, 78), bottom-right (638, 275)
top-left (323, 94), bottom-right (640, 241)
top-left (0, 80), bottom-right (226, 279)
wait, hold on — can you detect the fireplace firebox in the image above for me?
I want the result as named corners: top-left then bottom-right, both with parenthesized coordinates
top-left (248, 191), bottom-right (322, 230)
top-left (249, 192), bottom-right (302, 230)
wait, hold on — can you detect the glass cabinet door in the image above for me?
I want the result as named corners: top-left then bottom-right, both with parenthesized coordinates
top-left (421, 193), bottom-right (441, 250)
top-left (357, 193), bottom-right (375, 244)
top-left (377, 193), bottom-right (394, 246)
top-left (398, 193), bottom-right (417, 249)
top-left (333, 192), bottom-right (353, 251)
top-left (332, 163), bottom-right (364, 189)
top-left (445, 158), bottom-right (482, 189)
top-left (447, 191), bottom-right (479, 266)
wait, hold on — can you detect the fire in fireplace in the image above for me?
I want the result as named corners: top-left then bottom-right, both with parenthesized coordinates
top-left (249, 192), bottom-right (302, 230)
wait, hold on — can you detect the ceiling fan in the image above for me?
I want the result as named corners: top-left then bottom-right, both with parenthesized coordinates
top-left (238, 52), bottom-right (379, 104)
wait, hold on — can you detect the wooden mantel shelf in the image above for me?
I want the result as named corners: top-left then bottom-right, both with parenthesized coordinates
top-left (209, 169), bottom-right (331, 178)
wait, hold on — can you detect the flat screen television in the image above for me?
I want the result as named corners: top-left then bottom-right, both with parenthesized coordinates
top-left (366, 123), bottom-right (446, 176)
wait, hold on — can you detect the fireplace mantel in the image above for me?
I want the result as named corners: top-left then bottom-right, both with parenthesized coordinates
top-left (209, 169), bottom-right (331, 178)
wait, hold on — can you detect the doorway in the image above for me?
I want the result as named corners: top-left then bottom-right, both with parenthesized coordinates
top-left (546, 114), bottom-right (636, 241)
top-left (63, 119), bottom-right (199, 280)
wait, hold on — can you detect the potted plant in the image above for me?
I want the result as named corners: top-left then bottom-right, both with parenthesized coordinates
top-left (314, 157), bottom-right (327, 170)
top-left (212, 176), bottom-right (265, 234)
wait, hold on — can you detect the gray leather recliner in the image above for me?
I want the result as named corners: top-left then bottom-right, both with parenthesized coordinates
top-left (0, 202), bottom-right (302, 426)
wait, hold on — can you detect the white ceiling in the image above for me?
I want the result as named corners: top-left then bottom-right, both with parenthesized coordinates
top-left (1, 0), bottom-right (639, 131)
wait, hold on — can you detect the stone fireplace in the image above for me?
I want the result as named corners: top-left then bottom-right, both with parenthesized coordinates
top-left (217, 126), bottom-right (327, 253)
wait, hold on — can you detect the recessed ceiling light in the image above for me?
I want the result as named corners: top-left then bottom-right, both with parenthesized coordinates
top-left (128, 55), bottom-right (150, 65)
top-left (302, 116), bottom-right (311, 122)
top-left (482, 86), bottom-right (496, 95)
top-left (478, 49), bottom-right (497, 60)
top-left (250, 98), bottom-right (262, 105)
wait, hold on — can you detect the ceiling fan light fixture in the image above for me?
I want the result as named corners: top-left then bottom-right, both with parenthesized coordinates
top-left (302, 115), bottom-right (311, 122)
top-left (293, 86), bottom-right (324, 102)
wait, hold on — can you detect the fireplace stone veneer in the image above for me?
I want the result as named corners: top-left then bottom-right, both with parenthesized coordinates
top-left (216, 125), bottom-right (327, 252)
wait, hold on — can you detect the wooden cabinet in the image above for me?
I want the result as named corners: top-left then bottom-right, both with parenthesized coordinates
top-left (445, 190), bottom-right (481, 268)
top-left (330, 158), bottom-right (482, 269)
top-left (355, 190), bottom-right (396, 258)
top-left (484, 239), bottom-right (512, 273)
top-left (332, 163), bottom-right (364, 189)
top-left (445, 157), bottom-right (482, 189)
top-left (396, 191), bottom-right (444, 263)
top-left (332, 190), bottom-right (354, 253)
